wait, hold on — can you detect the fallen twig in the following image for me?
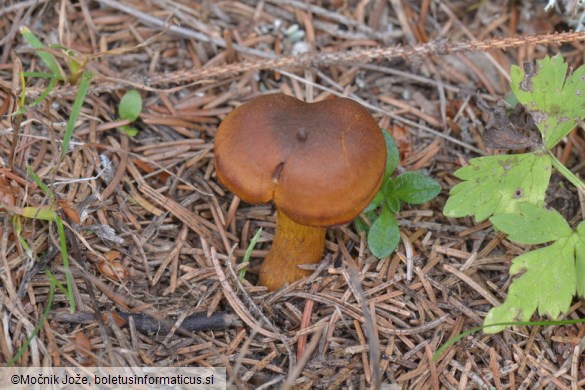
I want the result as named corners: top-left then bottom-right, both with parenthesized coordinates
top-left (51, 310), bottom-right (238, 333)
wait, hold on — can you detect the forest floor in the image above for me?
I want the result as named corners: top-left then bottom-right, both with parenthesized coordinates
top-left (1, 0), bottom-right (585, 388)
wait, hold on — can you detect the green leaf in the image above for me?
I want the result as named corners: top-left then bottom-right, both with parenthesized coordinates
top-left (118, 89), bottom-right (143, 122)
top-left (20, 26), bottom-right (64, 79)
top-left (382, 130), bottom-right (399, 175)
top-left (240, 227), bottom-right (263, 279)
top-left (490, 203), bottom-right (572, 244)
top-left (55, 217), bottom-right (75, 314)
top-left (511, 54), bottom-right (585, 149)
top-left (364, 190), bottom-right (385, 213)
top-left (575, 221), bottom-right (585, 297)
top-left (504, 91), bottom-right (519, 106)
top-left (393, 171), bottom-right (441, 204)
top-left (483, 236), bottom-right (577, 333)
top-left (20, 206), bottom-right (58, 221)
top-left (365, 175), bottom-right (400, 213)
top-left (377, 179), bottom-right (401, 213)
top-left (119, 125), bottom-right (139, 137)
top-left (445, 54), bottom-right (585, 336)
top-left (356, 210), bottom-right (379, 234)
top-left (367, 209), bottom-right (399, 258)
top-left (22, 71), bottom-right (55, 78)
top-left (443, 153), bottom-right (551, 222)
top-left (48, 43), bottom-right (81, 76)
top-left (384, 194), bottom-right (401, 213)
top-left (354, 217), bottom-right (369, 234)
top-left (26, 165), bottom-right (54, 200)
top-left (15, 76), bottom-right (58, 115)
top-left (13, 216), bottom-right (33, 261)
top-left (63, 71), bottom-right (92, 156)
top-left (8, 276), bottom-right (56, 366)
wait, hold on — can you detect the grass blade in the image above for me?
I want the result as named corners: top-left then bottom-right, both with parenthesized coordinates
top-left (240, 227), bottom-right (263, 279)
top-left (8, 277), bottom-right (56, 366)
top-left (62, 71), bottom-right (92, 156)
top-left (26, 165), bottom-right (53, 200)
top-left (15, 76), bottom-right (58, 115)
top-left (22, 71), bottom-right (56, 78)
top-left (13, 216), bottom-right (34, 262)
top-left (18, 71), bottom-right (26, 109)
top-left (433, 317), bottom-right (585, 362)
top-left (25, 165), bottom-right (75, 312)
top-left (55, 217), bottom-right (75, 313)
top-left (46, 270), bottom-right (68, 295)
top-left (19, 26), bottom-right (64, 79)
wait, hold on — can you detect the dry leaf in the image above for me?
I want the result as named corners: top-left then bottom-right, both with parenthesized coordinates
top-left (57, 199), bottom-right (81, 224)
top-left (97, 260), bottom-right (129, 281)
top-left (74, 332), bottom-right (94, 366)
top-left (0, 175), bottom-right (16, 209)
top-left (104, 251), bottom-right (122, 262)
top-left (102, 311), bottom-right (127, 328)
top-left (477, 95), bottom-right (542, 150)
top-left (388, 124), bottom-right (412, 161)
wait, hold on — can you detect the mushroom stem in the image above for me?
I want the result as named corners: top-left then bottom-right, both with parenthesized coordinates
top-left (258, 211), bottom-right (326, 291)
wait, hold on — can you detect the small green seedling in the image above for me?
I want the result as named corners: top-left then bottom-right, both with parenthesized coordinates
top-left (8, 276), bottom-right (57, 366)
top-left (360, 131), bottom-right (441, 258)
top-left (18, 27), bottom-right (92, 156)
top-left (20, 26), bottom-right (65, 80)
top-left (239, 227), bottom-right (263, 280)
top-left (25, 165), bottom-right (76, 314)
top-left (443, 54), bottom-right (585, 333)
top-left (18, 22), bottom-right (172, 147)
top-left (117, 89), bottom-right (143, 136)
top-left (10, 25), bottom-right (168, 365)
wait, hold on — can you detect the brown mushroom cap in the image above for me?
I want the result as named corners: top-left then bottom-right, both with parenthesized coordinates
top-left (214, 93), bottom-right (386, 226)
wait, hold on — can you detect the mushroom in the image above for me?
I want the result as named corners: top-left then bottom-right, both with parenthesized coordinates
top-left (214, 93), bottom-right (386, 290)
